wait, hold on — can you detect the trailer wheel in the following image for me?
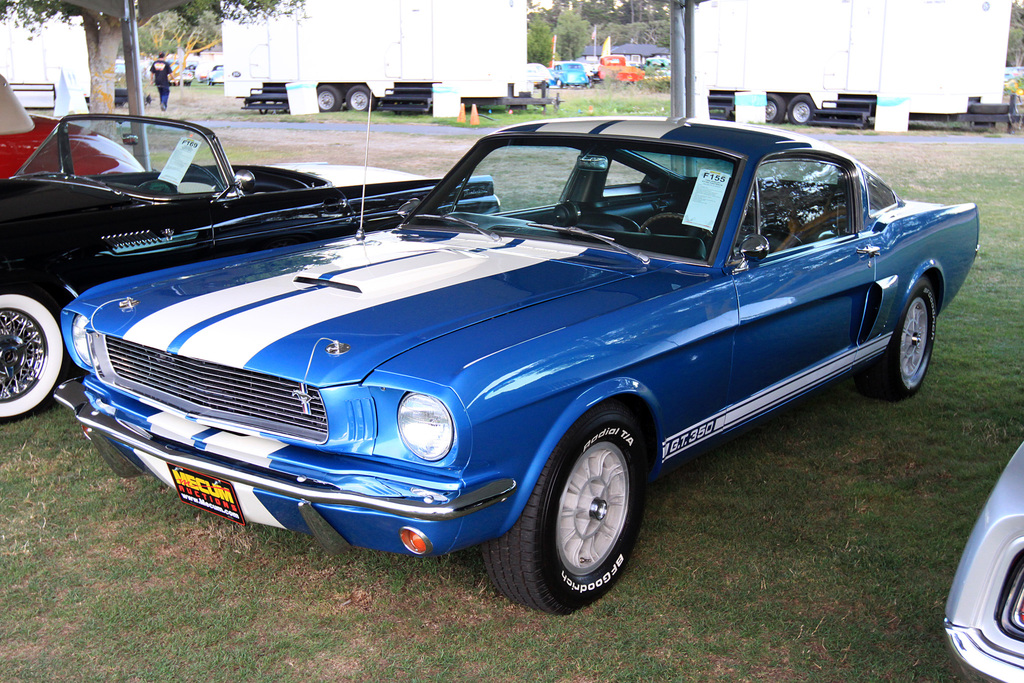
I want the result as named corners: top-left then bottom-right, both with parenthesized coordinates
top-left (787, 95), bottom-right (815, 125)
top-left (317, 85), bottom-right (343, 112)
top-left (346, 85), bottom-right (372, 112)
top-left (766, 93), bottom-right (787, 124)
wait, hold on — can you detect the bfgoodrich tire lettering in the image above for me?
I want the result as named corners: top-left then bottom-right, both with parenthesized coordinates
top-left (0, 288), bottom-right (67, 420)
top-left (855, 278), bottom-right (937, 401)
top-left (481, 401), bottom-right (646, 614)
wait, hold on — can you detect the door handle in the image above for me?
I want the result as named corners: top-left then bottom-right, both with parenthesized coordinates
top-left (856, 246), bottom-right (880, 257)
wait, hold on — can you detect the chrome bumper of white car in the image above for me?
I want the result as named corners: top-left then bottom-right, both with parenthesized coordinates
top-left (945, 620), bottom-right (1024, 683)
top-left (55, 379), bottom-right (516, 522)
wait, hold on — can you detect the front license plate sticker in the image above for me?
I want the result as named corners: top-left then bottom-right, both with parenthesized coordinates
top-left (169, 465), bottom-right (246, 525)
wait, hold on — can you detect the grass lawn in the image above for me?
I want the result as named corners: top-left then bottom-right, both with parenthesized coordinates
top-left (1, 95), bottom-right (1022, 681)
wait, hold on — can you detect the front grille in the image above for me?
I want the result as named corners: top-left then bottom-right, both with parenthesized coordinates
top-left (102, 336), bottom-right (328, 442)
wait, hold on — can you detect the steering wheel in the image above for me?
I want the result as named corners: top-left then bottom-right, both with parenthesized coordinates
top-left (138, 179), bottom-right (177, 194)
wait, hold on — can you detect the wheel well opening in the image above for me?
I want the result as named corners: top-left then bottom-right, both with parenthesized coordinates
top-left (607, 394), bottom-right (659, 474)
top-left (921, 268), bottom-right (945, 312)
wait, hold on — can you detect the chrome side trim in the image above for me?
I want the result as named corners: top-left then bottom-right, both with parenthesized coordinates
top-left (56, 380), bottom-right (516, 522)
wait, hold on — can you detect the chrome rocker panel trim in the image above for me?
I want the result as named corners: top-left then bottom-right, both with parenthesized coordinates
top-left (55, 379), bottom-right (516, 522)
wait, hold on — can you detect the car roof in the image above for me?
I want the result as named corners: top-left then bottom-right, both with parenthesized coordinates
top-left (496, 117), bottom-right (842, 161)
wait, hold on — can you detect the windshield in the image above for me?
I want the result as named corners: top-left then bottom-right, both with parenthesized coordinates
top-left (17, 117), bottom-right (230, 196)
top-left (415, 137), bottom-right (739, 263)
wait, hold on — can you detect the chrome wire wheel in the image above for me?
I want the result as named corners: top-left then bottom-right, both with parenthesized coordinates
top-left (556, 441), bottom-right (629, 574)
top-left (899, 296), bottom-right (929, 386)
top-left (0, 307), bottom-right (47, 403)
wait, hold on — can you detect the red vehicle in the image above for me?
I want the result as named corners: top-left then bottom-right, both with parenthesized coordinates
top-left (0, 75), bottom-right (57, 177)
top-left (598, 55), bottom-right (644, 83)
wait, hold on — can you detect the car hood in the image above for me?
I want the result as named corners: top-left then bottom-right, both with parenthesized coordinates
top-left (0, 177), bottom-right (133, 222)
top-left (82, 230), bottom-right (644, 386)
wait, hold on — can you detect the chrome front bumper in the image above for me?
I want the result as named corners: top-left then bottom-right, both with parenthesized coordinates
top-left (945, 620), bottom-right (1024, 683)
top-left (55, 379), bottom-right (516, 522)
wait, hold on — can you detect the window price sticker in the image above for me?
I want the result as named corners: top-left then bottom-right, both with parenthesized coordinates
top-left (682, 169), bottom-right (731, 231)
top-left (157, 136), bottom-right (201, 187)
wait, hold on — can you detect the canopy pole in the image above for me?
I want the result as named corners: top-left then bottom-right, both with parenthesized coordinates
top-left (121, 0), bottom-right (145, 114)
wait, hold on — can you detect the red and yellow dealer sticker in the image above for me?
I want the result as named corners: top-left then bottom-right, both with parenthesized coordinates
top-left (169, 465), bottom-right (246, 525)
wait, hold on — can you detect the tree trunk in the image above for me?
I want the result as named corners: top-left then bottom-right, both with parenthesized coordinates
top-left (80, 10), bottom-right (122, 114)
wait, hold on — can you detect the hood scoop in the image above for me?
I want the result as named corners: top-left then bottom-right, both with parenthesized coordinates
top-left (294, 249), bottom-right (483, 298)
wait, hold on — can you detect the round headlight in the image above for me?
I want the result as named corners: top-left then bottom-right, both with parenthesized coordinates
top-left (397, 393), bottom-right (454, 461)
top-left (71, 314), bottom-right (92, 367)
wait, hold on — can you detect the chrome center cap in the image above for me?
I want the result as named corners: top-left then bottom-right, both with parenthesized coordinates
top-left (589, 498), bottom-right (609, 521)
top-left (0, 337), bottom-right (25, 374)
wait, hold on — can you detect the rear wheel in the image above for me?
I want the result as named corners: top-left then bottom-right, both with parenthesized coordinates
top-left (482, 401), bottom-right (647, 614)
top-left (855, 278), bottom-right (937, 401)
top-left (346, 85), bottom-right (372, 112)
top-left (0, 287), bottom-right (67, 420)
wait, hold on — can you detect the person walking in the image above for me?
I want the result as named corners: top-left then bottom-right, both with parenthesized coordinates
top-left (150, 52), bottom-right (171, 111)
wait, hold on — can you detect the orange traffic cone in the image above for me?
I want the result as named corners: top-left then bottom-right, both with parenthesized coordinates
top-left (457, 103), bottom-right (466, 123)
top-left (470, 104), bottom-right (480, 126)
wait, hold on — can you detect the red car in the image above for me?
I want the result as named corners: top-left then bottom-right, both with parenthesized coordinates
top-left (0, 75), bottom-right (57, 177)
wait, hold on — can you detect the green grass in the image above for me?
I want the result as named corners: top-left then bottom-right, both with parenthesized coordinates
top-left (2, 125), bottom-right (1022, 681)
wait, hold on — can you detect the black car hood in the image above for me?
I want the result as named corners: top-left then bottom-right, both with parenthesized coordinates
top-left (0, 178), bottom-right (135, 223)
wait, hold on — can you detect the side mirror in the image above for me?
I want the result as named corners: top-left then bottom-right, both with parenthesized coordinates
top-left (738, 234), bottom-right (770, 260)
top-left (397, 197), bottom-right (420, 218)
top-left (233, 169), bottom-right (256, 194)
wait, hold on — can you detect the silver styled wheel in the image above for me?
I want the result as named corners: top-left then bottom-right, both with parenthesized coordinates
top-left (557, 441), bottom-right (629, 574)
top-left (481, 401), bottom-right (646, 613)
top-left (854, 278), bottom-right (936, 402)
top-left (0, 290), bottom-right (65, 419)
top-left (899, 296), bottom-right (930, 386)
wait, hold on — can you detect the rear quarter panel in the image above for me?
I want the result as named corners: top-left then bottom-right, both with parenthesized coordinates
top-left (874, 201), bottom-right (979, 316)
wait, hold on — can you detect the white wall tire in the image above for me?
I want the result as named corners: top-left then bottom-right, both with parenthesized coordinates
top-left (0, 290), bottom-right (66, 420)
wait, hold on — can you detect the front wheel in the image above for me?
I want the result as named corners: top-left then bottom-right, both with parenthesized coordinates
top-left (482, 401), bottom-right (647, 614)
top-left (0, 288), bottom-right (67, 420)
top-left (317, 84), bottom-right (343, 112)
top-left (766, 93), bottom-right (787, 124)
top-left (855, 278), bottom-right (937, 401)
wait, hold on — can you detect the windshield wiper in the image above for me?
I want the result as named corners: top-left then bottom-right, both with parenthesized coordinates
top-left (15, 172), bottom-right (122, 193)
top-left (412, 213), bottom-right (502, 241)
top-left (526, 223), bottom-right (650, 265)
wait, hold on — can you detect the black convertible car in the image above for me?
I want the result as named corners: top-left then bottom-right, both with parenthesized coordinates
top-left (0, 114), bottom-right (440, 420)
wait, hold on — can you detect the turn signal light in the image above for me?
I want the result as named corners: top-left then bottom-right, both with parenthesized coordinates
top-left (400, 527), bottom-right (433, 555)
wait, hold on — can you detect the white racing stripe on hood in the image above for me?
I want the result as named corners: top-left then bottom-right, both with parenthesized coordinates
top-left (123, 272), bottom-right (301, 350)
top-left (149, 236), bottom-right (587, 368)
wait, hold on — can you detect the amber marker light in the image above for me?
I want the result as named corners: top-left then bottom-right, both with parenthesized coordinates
top-left (400, 527), bottom-right (433, 555)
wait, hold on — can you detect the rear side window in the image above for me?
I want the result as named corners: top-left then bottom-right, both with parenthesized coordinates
top-left (866, 172), bottom-right (899, 215)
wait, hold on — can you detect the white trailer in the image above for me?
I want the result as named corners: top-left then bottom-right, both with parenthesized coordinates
top-left (222, 0), bottom-right (531, 115)
top-left (695, 0), bottom-right (1013, 129)
top-left (0, 19), bottom-right (90, 109)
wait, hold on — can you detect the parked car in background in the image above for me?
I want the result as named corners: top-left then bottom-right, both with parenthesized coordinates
top-left (525, 63), bottom-right (555, 88)
top-left (599, 55), bottom-right (645, 83)
top-left (0, 114), bottom-right (437, 420)
top-left (0, 74), bottom-right (57, 178)
top-left (57, 117), bottom-right (978, 613)
top-left (205, 65), bottom-right (224, 86)
top-left (946, 441), bottom-right (1024, 681)
top-left (550, 61), bottom-right (591, 87)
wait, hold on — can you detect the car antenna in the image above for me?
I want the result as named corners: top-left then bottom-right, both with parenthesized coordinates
top-left (356, 99), bottom-right (371, 242)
